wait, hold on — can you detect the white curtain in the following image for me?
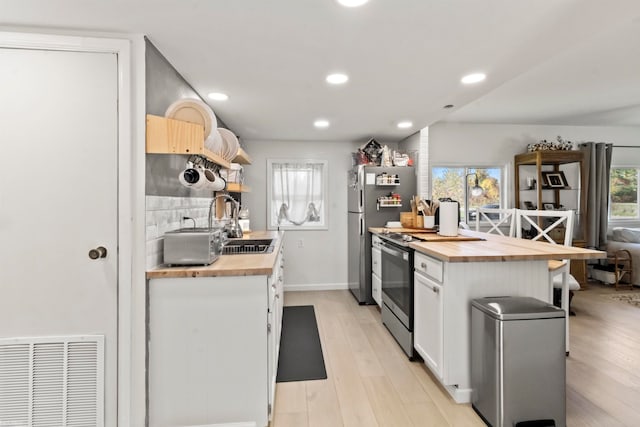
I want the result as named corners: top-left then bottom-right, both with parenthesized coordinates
top-left (271, 162), bottom-right (324, 227)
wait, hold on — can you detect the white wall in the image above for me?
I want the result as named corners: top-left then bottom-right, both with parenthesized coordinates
top-left (242, 139), bottom-right (359, 290)
top-left (398, 129), bottom-right (429, 198)
top-left (428, 122), bottom-right (640, 208)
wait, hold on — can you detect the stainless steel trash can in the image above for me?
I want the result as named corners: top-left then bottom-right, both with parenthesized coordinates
top-left (471, 296), bottom-right (566, 427)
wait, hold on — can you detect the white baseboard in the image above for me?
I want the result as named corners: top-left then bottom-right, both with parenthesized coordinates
top-left (284, 282), bottom-right (348, 292)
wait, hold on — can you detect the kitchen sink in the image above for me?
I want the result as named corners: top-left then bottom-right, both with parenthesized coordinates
top-left (169, 227), bottom-right (215, 233)
top-left (222, 239), bottom-right (275, 255)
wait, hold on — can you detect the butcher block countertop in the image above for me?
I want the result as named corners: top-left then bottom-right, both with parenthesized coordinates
top-left (147, 231), bottom-right (284, 279)
top-left (369, 227), bottom-right (605, 263)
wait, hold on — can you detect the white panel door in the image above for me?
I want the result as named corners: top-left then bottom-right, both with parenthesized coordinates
top-left (0, 48), bottom-right (118, 425)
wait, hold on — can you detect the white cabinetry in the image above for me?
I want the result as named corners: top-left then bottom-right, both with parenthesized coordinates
top-left (414, 253), bottom-right (443, 378)
top-left (149, 251), bottom-right (284, 427)
top-left (371, 273), bottom-right (381, 307)
top-left (371, 235), bottom-right (382, 307)
top-left (412, 251), bottom-right (549, 403)
top-left (267, 245), bottom-right (285, 418)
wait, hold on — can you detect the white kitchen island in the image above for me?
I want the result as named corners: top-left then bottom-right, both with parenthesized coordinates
top-left (146, 231), bottom-right (284, 427)
top-left (371, 228), bottom-right (604, 404)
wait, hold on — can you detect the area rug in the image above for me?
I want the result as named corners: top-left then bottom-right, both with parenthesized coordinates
top-left (276, 305), bottom-right (327, 382)
top-left (608, 292), bottom-right (640, 307)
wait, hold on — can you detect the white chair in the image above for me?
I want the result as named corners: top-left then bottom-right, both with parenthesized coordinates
top-left (515, 209), bottom-right (578, 354)
top-left (475, 207), bottom-right (516, 236)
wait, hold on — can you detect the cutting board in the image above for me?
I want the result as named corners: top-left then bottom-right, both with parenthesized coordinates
top-left (381, 227), bottom-right (437, 233)
top-left (409, 233), bottom-right (485, 242)
top-left (404, 228), bottom-right (437, 233)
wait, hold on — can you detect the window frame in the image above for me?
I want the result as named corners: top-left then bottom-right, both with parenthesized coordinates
top-left (429, 164), bottom-right (507, 224)
top-left (609, 165), bottom-right (640, 222)
top-left (266, 158), bottom-right (329, 231)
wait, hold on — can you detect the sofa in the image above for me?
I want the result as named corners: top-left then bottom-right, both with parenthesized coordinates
top-left (598, 227), bottom-right (640, 285)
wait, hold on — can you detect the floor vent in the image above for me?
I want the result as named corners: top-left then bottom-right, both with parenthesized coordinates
top-left (0, 335), bottom-right (104, 427)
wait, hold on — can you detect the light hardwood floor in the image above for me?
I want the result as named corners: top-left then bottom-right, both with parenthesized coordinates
top-left (272, 283), bottom-right (640, 427)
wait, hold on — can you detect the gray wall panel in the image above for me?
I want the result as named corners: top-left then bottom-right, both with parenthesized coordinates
top-left (145, 38), bottom-right (228, 197)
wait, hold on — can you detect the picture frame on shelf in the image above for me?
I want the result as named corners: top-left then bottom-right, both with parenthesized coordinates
top-left (543, 203), bottom-right (555, 210)
top-left (542, 171), bottom-right (568, 188)
top-left (523, 201), bottom-right (536, 210)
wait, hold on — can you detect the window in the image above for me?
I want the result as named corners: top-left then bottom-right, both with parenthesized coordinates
top-left (267, 159), bottom-right (328, 230)
top-left (610, 167), bottom-right (639, 220)
top-left (430, 166), bottom-right (503, 223)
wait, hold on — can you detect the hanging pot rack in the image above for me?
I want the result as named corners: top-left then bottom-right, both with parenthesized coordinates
top-left (187, 154), bottom-right (221, 173)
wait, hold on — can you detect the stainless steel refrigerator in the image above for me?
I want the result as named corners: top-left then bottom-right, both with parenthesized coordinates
top-left (348, 165), bottom-right (417, 304)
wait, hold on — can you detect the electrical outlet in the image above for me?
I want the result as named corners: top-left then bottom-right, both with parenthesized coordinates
top-left (297, 239), bottom-right (304, 248)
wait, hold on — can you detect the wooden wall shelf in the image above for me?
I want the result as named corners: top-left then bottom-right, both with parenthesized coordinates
top-left (146, 114), bottom-right (231, 169)
top-left (226, 183), bottom-right (251, 193)
top-left (233, 148), bottom-right (252, 165)
top-left (146, 114), bottom-right (254, 195)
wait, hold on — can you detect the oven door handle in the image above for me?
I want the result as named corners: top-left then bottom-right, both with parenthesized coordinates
top-left (379, 242), bottom-right (409, 261)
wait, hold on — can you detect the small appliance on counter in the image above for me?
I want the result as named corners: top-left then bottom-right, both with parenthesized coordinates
top-left (433, 198), bottom-right (460, 230)
top-left (163, 227), bottom-right (224, 266)
top-left (438, 201), bottom-right (459, 236)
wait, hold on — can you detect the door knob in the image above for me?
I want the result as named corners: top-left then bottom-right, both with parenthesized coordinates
top-left (88, 246), bottom-right (108, 260)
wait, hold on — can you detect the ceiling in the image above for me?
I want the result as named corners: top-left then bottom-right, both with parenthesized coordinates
top-left (3, 0), bottom-right (640, 143)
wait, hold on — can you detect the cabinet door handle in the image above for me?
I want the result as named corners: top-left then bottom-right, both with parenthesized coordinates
top-left (421, 262), bottom-right (427, 269)
top-left (432, 286), bottom-right (439, 294)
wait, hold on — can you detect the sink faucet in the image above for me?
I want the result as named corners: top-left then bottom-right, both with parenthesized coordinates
top-left (208, 194), bottom-right (243, 238)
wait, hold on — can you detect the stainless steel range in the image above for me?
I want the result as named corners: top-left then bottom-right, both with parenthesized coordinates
top-left (378, 232), bottom-right (417, 359)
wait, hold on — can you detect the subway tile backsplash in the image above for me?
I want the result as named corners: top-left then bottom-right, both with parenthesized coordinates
top-left (145, 195), bottom-right (211, 269)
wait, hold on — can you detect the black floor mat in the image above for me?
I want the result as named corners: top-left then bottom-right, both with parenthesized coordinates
top-left (276, 305), bottom-right (327, 382)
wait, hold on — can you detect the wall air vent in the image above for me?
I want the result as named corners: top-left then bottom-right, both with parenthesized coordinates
top-left (0, 335), bottom-right (104, 427)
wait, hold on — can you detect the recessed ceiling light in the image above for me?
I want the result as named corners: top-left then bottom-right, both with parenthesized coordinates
top-left (336, 0), bottom-right (369, 7)
top-left (397, 121), bottom-right (413, 129)
top-left (326, 73), bottom-right (349, 85)
top-left (208, 92), bottom-right (229, 101)
top-left (314, 119), bottom-right (330, 128)
top-left (461, 73), bottom-right (486, 84)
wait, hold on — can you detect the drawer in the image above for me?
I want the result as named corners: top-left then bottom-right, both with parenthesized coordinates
top-left (415, 252), bottom-right (443, 283)
top-left (268, 275), bottom-right (277, 301)
top-left (371, 272), bottom-right (381, 306)
top-left (372, 247), bottom-right (382, 277)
